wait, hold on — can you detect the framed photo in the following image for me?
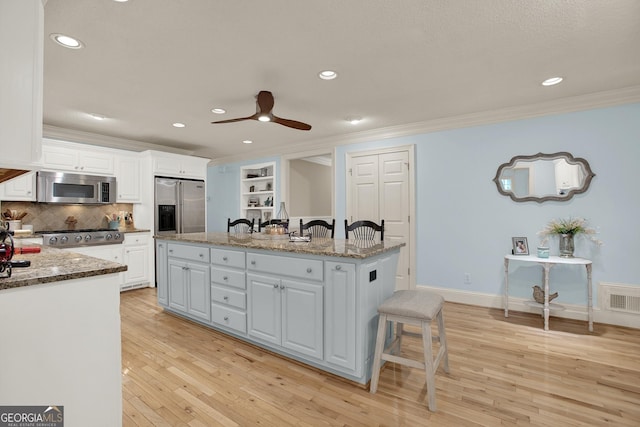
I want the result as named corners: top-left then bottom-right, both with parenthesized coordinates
top-left (263, 211), bottom-right (272, 222)
top-left (512, 237), bottom-right (529, 255)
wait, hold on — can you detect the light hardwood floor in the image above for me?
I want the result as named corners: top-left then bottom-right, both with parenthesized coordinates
top-left (121, 288), bottom-right (640, 426)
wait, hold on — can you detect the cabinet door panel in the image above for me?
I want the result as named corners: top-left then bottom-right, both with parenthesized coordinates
top-left (281, 279), bottom-right (323, 360)
top-left (187, 263), bottom-right (210, 321)
top-left (168, 261), bottom-right (187, 312)
top-left (156, 242), bottom-right (168, 306)
top-left (247, 274), bottom-right (280, 345)
top-left (325, 262), bottom-right (356, 370)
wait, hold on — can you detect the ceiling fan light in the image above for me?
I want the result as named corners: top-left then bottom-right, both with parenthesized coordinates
top-left (542, 76), bottom-right (563, 86)
top-left (258, 115), bottom-right (271, 122)
top-left (50, 33), bottom-right (84, 49)
top-left (318, 70), bottom-right (337, 80)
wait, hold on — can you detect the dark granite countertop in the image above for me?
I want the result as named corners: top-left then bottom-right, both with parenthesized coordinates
top-left (155, 232), bottom-right (405, 259)
top-left (0, 245), bottom-right (127, 291)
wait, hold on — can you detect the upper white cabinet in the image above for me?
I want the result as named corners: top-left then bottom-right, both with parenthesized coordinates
top-left (151, 151), bottom-right (209, 179)
top-left (0, 171), bottom-right (36, 201)
top-left (41, 140), bottom-right (115, 175)
top-left (0, 0), bottom-right (44, 169)
top-left (115, 153), bottom-right (141, 202)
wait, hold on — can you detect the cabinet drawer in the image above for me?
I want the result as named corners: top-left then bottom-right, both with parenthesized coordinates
top-left (124, 233), bottom-right (150, 245)
top-left (211, 284), bottom-right (246, 310)
top-left (211, 303), bottom-right (247, 334)
top-left (247, 252), bottom-right (323, 282)
top-left (168, 243), bottom-right (210, 263)
top-left (211, 248), bottom-right (245, 269)
top-left (211, 266), bottom-right (246, 289)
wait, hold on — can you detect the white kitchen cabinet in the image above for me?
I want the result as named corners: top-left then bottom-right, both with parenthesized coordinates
top-left (240, 162), bottom-right (276, 226)
top-left (168, 258), bottom-right (210, 321)
top-left (210, 247), bottom-right (247, 334)
top-left (151, 151), bottom-right (209, 180)
top-left (115, 154), bottom-right (141, 202)
top-left (122, 233), bottom-right (150, 290)
top-left (42, 141), bottom-right (115, 175)
top-left (156, 240), bottom-right (168, 306)
top-left (247, 273), bottom-right (324, 360)
top-left (324, 261), bottom-right (357, 370)
top-left (0, 171), bottom-right (36, 201)
top-left (65, 245), bottom-right (124, 287)
top-left (167, 243), bottom-right (211, 321)
top-left (0, 0), bottom-right (43, 169)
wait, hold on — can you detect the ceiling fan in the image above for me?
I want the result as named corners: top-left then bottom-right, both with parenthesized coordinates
top-left (211, 91), bottom-right (312, 131)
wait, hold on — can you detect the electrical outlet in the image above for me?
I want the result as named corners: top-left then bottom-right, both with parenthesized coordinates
top-left (464, 273), bottom-right (471, 284)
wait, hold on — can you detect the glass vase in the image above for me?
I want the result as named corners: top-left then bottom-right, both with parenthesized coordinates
top-left (559, 234), bottom-right (574, 258)
top-left (276, 202), bottom-right (289, 231)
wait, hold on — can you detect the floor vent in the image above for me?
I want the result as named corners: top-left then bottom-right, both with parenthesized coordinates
top-left (601, 283), bottom-right (640, 314)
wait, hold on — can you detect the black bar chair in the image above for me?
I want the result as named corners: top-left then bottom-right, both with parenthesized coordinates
top-left (344, 219), bottom-right (384, 241)
top-left (300, 219), bottom-right (335, 238)
top-left (227, 218), bottom-right (254, 233)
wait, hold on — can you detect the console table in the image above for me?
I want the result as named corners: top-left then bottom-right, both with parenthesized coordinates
top-left (503, 255), bottom-right (593, 332)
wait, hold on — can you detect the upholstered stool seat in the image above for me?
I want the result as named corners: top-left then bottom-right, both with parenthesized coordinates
top-left (370, 289), bottom-right (449, 411)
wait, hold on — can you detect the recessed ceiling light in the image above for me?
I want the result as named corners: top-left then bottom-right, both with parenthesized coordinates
top-left (172, 122), bottom-right (186, 128)
top-left (242, 140), bottom-right (253, 144)
top-left (112, 0), bottom-right (130, 2)
top-left (89, 113), bottom-right (106, 121)
top-left (542, 77), bottom-right (563, 86)
top-left (346, 116), bottom-right (362, 124)
top-left (211, 108), bottom-right (226, 114)
top-left (50, 33), bottom-right (84, 49)
top-left (318, 70), bottom-right (337, 80)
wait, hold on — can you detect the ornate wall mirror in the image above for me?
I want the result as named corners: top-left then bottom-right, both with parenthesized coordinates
top-left (493, 152), bottom-right (595, 203)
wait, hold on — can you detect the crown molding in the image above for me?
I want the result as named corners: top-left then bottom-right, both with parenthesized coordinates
top-left (209, 85), bottom-right (640, 165)
top-left (42, 124), bottom-right (196, 155)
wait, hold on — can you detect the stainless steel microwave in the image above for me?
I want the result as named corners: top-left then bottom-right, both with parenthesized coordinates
top-left (36, 171), bottom-right (117, 204)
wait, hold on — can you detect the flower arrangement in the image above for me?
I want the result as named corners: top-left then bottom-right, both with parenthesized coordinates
top-left (537, 217), bottom-right (602, 246)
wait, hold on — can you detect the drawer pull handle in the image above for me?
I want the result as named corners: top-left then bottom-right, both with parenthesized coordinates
top-left (223, 276), bottom-right (228, 281)
top-left (223, 296), bottom-right (229, 301)
top-left (251, 260), bottom-right (256, 265)
top-left (306, 267), bottom-right (312, 273)
top-left (169, 249), bottom-right (173, 253)
top-left (280, 284), bottom-right (285, 290)
top-left (224, 316), bottom-right (229, 321)
top-left (336, 265), bottom-right (342, 270)
top-left (223, 256), bottom-right (228, 261)
top-left (199, 253), bottom-right (204, 258)
top-left (273, 284), bottom-right (279, 289)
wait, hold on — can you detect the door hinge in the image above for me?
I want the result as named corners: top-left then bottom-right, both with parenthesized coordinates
top-left (348, 168), bottom-right (353, 176)
top-left (408, 267), bottom-right (410, 276)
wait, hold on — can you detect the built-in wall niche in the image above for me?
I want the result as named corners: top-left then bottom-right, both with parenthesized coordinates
top-left (285, 154), bottom-right (333, 218)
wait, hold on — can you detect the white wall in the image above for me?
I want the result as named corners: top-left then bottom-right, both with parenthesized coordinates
top-left (289, 159), bottom-right (332, 217)
top-left (209, 103), bottom-right (640, 322)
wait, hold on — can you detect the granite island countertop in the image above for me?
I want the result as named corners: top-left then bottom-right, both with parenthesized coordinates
top-left (155, 232), bottom-right (405, 259)
top-left (0, 245), bottom-right (127, 291)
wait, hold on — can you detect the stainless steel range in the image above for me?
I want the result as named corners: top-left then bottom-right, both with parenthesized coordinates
top-left (39, 229), bottom-right (124, 248)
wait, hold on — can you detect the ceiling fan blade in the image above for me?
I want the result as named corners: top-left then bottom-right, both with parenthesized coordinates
top-left (211, 115), bottom-right (257, 124)
top-left (272, 116), bottom-right (312, 131)
top-left (256, 91), bottom-right (275, 115)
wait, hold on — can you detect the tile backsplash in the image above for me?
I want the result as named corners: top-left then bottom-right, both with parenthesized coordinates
top-left (1, 202), bottom-right (134, 231)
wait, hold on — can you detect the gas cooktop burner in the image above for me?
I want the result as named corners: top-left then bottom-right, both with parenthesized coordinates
top-left (38, 228), bottom-right (124, 248)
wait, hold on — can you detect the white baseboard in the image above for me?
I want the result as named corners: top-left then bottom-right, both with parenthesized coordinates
top-left (417, 285), bottom-right (639, 330)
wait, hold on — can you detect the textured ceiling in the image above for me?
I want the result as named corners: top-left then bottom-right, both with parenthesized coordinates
top-left (43, 0), bottom-right (640, 162)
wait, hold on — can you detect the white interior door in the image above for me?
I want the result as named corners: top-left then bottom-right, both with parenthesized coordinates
top-left (347, 148), bottom-right (412, 290)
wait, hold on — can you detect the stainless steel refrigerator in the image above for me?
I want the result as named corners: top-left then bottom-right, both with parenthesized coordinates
top-left (154, 177), bottom-right (205, 235)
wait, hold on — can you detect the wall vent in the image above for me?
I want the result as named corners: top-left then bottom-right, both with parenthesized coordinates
top-left (601, 283), bottom-right (640, 314)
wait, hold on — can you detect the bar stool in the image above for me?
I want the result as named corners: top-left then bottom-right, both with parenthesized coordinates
top-left (370, 289), bottom-right (449, 411)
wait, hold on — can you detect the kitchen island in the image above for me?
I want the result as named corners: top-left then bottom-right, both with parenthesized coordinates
top-left (155, 232), bottom-right (404, 384)
top-left (0, 246), bottom-right (126, 427)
